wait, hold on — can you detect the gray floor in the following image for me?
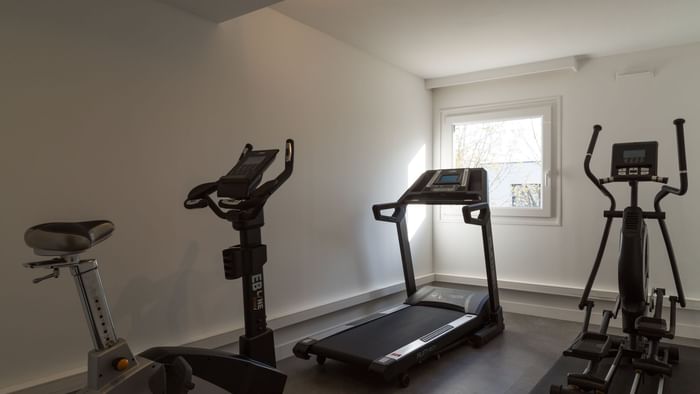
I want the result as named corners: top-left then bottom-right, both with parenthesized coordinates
top-left (75, 311), bottom-right (700, 394)
top-left (279, 312), bottom-right (582, 394)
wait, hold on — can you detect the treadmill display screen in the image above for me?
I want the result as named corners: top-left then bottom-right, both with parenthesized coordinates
top-left (244, 155), bottom-right (266, 165)
top-left (436, 174), bottom-right (460, 185)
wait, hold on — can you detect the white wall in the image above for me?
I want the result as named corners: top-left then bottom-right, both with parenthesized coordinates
top-left (0, 1), bottom-right (431, 390)
top-left (433, 44), bottom-right (700, 300)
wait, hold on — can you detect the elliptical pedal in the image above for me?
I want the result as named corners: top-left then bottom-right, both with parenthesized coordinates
top-left (566, 373), bottom-right (607, 392)
top-left (635, 316), bottom-right (667, 340)
top-left (564, 332), bottom-right (612, 361)
top-left (631, 357), bottom-right (673, 377)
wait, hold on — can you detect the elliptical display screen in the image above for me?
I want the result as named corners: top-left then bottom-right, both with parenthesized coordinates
top-left (623, 149), bottom-right (646, 163)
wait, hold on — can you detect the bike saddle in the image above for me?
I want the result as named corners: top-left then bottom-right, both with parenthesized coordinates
top-left (24, 220), bottom-right (114, 256)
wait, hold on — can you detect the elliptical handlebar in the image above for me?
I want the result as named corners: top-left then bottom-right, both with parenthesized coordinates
top-left (655, 119), bottom-right (688, 207)
top-left (584, 125), bottom-right (616, 211)
top-left (674, 118), bottom-right (689, 194)
top-left (652, 119), bottom-right (688, 308)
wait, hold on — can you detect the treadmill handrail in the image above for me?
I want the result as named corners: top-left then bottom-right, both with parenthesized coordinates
top-left (462, 202), bottom-right (489, 226)
top-left (372, 203), bottom-right (406, 223)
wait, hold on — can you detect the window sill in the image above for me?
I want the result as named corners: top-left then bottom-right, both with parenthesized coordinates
top-left (440, 212), bottom-right (562, 227)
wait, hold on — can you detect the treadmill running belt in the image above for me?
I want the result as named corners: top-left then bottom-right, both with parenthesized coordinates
top-left (312, 306), bottom-right (464, 365)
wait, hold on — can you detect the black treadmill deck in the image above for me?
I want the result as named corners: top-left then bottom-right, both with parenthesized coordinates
top-left (310, 306), bottom-right (470, 365)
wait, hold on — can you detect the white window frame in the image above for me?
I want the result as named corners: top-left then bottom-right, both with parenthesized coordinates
top-left (439, 96), bottom-right (561, 226)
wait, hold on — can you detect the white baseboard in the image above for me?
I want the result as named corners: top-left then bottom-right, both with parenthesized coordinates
top-left (436, 273), bottom-right (700, 340)
top-left (434, 273), bottom-right (700, 311)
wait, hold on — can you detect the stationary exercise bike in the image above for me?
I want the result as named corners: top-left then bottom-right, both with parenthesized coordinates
top-left (551, 119), bottom-right (688, 393)
top-left (23, 221), bottom-right (286, 393)
top-left (184, 139), bottom-right (294, 390)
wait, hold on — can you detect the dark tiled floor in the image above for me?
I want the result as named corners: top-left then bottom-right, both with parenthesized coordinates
top-left (279, 312), bottom-right (582, 394)
top-left (532, 342), bottom-right (700, 393)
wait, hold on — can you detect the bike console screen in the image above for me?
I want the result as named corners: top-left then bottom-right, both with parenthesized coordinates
top-left (218, 149), bottom-right (278, 199)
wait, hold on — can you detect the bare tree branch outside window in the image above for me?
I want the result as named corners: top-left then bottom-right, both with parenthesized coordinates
top-left (453, 117), bottom-right (543, 208)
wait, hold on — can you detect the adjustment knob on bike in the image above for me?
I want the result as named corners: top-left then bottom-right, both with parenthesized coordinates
top-left (112, 357), bottom-right (130, 371)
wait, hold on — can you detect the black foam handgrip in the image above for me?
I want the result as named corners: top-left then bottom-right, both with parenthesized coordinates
top-left (184, 199), bottom-right (208, 209)
top-left (587, 125), bottom-right (602, 154)
top-left (186, 182), bottom-right (217, 201)
top-left (674, 119), bottom-right (687, 170)
top-left (671, 118), bottom-right (688, 195)
top-left (184, 182), bottom-right (217, 209)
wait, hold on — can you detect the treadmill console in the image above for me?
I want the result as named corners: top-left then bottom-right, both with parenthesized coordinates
top-left (218, 149), bottom-right (278, 199)
top-left (610, 141), bottom-right (658, 179)
top-left (401, 168), bottom-right (487, 204)
top-left (426, 169), bottom-right (468, 192)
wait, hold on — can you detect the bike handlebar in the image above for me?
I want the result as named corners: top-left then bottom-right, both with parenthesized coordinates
top-left (183, 139), bottom-right (294, 220)
top-left (262, 139), bottom-right (294, 197)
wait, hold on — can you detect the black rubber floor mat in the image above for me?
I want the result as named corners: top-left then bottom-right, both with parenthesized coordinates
top-left (530, 344), bottom-right (700, 393)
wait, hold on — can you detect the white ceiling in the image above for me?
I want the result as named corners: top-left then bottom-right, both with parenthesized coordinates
top-left (273, 0), bottom-right (700, 79)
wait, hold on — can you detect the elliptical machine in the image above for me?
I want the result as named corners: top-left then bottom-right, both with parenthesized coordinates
top-left (23, 220), bottom-right (286, 393)
top-left (551, 119), bottom-right (689, 393)
top-left (183, 139), bottom-right (294, 389)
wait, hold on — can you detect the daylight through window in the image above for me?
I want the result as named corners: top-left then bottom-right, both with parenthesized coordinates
top-left (453, 117), bottom-right (543, 209)
top-left (440, 97), bottom-right (559, 222)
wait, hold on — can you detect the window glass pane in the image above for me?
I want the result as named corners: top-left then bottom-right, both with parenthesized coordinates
top-left (511, 183), bottom-right (541, 207)
top-left (453, 117), bottom-right (543, 208)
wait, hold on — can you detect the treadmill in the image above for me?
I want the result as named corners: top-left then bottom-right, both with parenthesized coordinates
top-left (293, 167), bottom-right (504, 387)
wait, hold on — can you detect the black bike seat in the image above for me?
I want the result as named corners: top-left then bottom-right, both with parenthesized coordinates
top-left (25, 221), bottom-right (114, 255)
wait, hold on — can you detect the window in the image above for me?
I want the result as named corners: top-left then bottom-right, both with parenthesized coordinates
top-left (440, 97), bottom-right (560, 224)
top-left (511, 183), bottom-right (542, 207)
